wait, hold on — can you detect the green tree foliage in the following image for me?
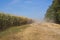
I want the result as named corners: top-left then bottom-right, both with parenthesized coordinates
top-left (0, 13), bottom-right (33, 30)
top-left (45, 0), bottom-right (60, 24)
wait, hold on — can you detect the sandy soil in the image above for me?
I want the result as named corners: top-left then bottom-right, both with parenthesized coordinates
top-left (1, 22), bottom-right (60, 40)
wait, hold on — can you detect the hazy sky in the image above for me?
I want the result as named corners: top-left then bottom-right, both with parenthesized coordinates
top-left (0, 0), bottom-right (52, 19)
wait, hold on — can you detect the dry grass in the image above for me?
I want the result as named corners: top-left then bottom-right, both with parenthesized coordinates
top-left (0, 22), bottom-right (60, 40)
top-left (0, 24), bottom-right (30, 40)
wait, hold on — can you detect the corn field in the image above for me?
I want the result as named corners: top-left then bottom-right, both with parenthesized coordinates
top-left (0, 13), bottom-right (33, 30)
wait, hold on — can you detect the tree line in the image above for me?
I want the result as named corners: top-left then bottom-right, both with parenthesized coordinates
top-left (45, 0), bottom-right (60, 24)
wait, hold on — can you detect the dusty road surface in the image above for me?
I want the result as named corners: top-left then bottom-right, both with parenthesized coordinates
top-left (18, 22), bottom-right (60, 40)
top-left (1, 22), bottom-right (60, 40)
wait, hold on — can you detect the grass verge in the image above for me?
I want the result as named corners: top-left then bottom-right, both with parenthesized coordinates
top-left (0, 24), bottom-right (30, 38)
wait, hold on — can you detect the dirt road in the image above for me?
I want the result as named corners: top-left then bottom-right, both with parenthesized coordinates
top-left (18, 22), bottom-right (60, 40)
top-left (1, 22), bottom-right (60, 40)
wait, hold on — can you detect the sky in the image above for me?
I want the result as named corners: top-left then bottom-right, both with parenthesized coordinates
top-left (0, 0), bottom-right (52, 20)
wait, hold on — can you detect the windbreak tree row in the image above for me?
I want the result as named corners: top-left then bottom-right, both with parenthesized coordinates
top-left (0, 13), bottom-right (33, 30)
top-left (45, 0), bottom-right (60, 24)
